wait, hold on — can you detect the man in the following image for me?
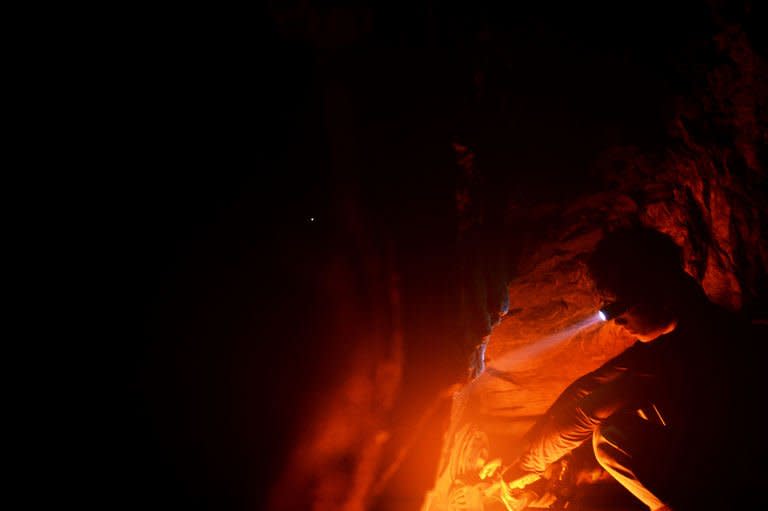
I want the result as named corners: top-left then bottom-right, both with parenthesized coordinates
top-left (497, 226), bottom-right (764, 511)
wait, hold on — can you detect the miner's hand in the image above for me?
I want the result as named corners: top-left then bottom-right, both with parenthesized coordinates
top-left (448, 482), bottom-right (487, 510)
top-left (497, 480), bottom-right (538, 511)
top-left (478, 458), bottom-right (503, 480)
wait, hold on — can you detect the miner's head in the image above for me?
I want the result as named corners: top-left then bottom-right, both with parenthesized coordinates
top-left (587, 226), bottom-right (686, 342)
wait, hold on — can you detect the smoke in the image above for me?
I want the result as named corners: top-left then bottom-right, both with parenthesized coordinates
top-left (484, 313), bottom-right (603, 374)
top-left (441, 312), bottom-right (605, 441)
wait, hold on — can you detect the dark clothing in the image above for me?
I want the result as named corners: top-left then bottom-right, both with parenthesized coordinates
top-left (516, 294), bottom-right (766, 509)
top-left (593, 413), bottom-right (677, 510)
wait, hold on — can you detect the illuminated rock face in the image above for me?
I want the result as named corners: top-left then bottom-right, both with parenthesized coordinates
top-left (599, 27), bottom-right (767, 312)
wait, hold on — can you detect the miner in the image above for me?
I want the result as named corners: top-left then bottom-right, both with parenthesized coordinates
top-left (497, 226), bottom-right (764, 511)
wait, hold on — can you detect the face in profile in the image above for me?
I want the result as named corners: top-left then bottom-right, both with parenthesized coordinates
top-left (588, 227), bottom-right (687, 341)
top-left (612, 302), bottom-right (677, 342)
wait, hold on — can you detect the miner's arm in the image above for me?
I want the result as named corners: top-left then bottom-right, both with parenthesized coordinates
top-left (514, 343), bottom-right (651, 474)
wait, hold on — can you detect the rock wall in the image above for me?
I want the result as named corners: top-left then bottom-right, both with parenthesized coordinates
top-left (422, 19), bottom-right (766, 511)
top-left (596, 25), bottom-right (767, 311)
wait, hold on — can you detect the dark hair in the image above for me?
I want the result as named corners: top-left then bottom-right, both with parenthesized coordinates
top-left (586, 226), bottom-right (685, 305)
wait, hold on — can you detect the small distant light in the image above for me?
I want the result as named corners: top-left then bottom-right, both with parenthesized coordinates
top-left (598, 310), bottom-right (607, 322)
top-left (309, 217), bottom-right (315, 222)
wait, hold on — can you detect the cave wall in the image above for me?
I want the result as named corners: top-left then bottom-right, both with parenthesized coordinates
top-left (420, 10), bottom-right (767, 511)
top-left (120, 4), bottom-right (767, 511)
top-left (595, 23), bottom-right (767, 312)
top-left (421, 8), bottom-right (767, 511)
top-left (262, 2), bottom-right (767, 509)
top-left (455, 12), bottom-right (767, 345)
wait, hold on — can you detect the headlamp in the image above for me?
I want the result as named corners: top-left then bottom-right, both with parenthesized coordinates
top-left (598, 301), bottom-right (630, 321)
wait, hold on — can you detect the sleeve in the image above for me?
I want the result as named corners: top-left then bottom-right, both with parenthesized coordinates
top-left (515, 343), bottom-right (653, 474)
